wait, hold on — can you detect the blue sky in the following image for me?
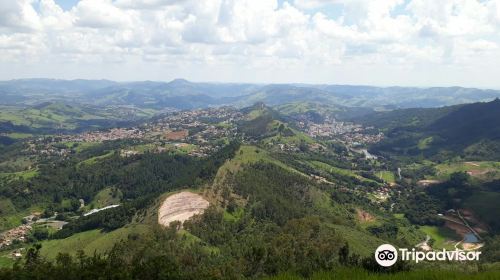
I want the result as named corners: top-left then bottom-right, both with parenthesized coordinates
top-left (1, 0), bottom-right (500, 88)
top-left (55, 0), bottom-right (80, 10)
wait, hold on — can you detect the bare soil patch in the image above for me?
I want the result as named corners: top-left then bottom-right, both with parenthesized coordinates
top-left (164, 130), bottom-right (189, 140)
top-left (356, 209), bottom-right (375, 223)
top-left (158, 191), bottom-right (209, 227)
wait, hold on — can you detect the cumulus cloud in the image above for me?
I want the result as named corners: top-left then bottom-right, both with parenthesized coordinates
top-left (0, 0), bottom-right (499, 86)
top-left (0, 0), bottom-right (41, 32)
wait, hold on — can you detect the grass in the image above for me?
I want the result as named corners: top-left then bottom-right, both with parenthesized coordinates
top-left (60, 141), bottom-right (99, 153)
top-left (0, 254), bottom-right (15, 268)
top-left (246, 108), bottom-right (267, 120)
top-left (78, 152), bottom-right (114, 166)
top-left (377, 171), bottom-right (395, 183)
top-left (274, 102), bottom-right (341, 116)
top-left (264, 268), bottom-right (500, 280)
top-left (393, 214), bottom-right (405, 219)
top-left (310, 160), bottom-right (378, 184)
top-left (88, 187), bottom-right (122, 209)
top-left (262, 121), bottom-right (316, 146)
top-left (431, 161), bottom-right (500, 181)
top-left (177, 229), bottom-right (220, 254)
top-left (223, 208), bottom-right (244, 222)
top-left (420, 225), bottom-right (459, 250)
top-left (327, 224), bottom-right (386, 257)
top-left (0, 204), bottom-right (44, 231)
top-left (39, 225), bottom-right (150, 259)
top-left (214, 145), bottom-right (303, 184)
top-left (0, 198), bottom-right (16, 216)
top-left (0, 169), bottom-right (39, 181)
top-left (418, 136), bottom-right (433, 150)
top-left (4, 133), bottom-right (33, 139)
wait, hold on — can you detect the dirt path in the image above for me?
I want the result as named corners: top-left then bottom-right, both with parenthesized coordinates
top-left (158, 191), bottom-right (209, 227)
top-left (415, 235), bottom-right (432, 251)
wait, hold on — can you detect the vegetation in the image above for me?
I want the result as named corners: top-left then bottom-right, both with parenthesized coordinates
top-left (1, 98), bottom-right (500, 279)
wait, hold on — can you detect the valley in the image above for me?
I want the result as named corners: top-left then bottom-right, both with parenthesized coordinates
top-left (0, 83), bottom-right (499, 279)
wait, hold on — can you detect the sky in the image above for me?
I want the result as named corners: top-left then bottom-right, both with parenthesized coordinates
top-left (1, 0), bottom-right (500, 88)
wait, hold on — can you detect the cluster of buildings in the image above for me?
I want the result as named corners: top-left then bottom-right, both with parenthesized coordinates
top-left (23, 107), bottom-right (245, 159)
top-left (0, 225), bottom-right (32, 249)
top-left (303, 119), bottom-right (363, 138)
top-left (296, 116), bottom-right (384, 146)
top-left (63, 128), bottom-right (144, 142)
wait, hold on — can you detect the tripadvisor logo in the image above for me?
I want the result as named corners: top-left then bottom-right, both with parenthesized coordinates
top-left (374, 244), bottom-right (482, 267)
top-left (375, 244), bottom-right (398, 267)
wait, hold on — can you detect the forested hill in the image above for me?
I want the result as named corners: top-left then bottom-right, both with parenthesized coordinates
top-left (427, 99), bottom-right (500, 146)
top-left (359, 99), bottom-right (500, 160)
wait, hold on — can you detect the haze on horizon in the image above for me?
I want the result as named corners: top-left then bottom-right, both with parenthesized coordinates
top-left (1, 0), bottom-right (500, 88)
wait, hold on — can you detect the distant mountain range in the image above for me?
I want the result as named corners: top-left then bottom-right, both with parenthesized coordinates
top-left (1, 79), bottom-right (500, 110)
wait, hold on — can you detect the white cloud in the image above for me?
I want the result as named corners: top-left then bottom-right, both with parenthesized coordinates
top-left (0, 0), bottom-right (499, 87)
top-left (0, 0), bottom-right (41, 32)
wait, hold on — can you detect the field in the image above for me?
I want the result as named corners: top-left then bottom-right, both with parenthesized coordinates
top-left (327, 224), bottom-right (386, 257)
top-left (420, 225), bottom-right (460, 250)
top-left (0, 203), bottom-right (44, 232)
top-left (431, 161), bottom-right (500, 181)
top-left (310, 160), bottom-right (378, 184)
top-left (60, 141), bottom-right (99, 153)
top-left (417, 136), bottom-right (433, 150)
top-left (39, 224), bottom-right (150, 259)
top-left (377, 171), bottom-right (396, 183)
top-left (88, 187), bottom-right (123, 209)
top-left (78, 152), bottom-right (114, 166)
top-left (0, 254), bottom-right (15, 268)
top-left (0, 169), bottom-right (39, 181)
top-left (214, 145), bottom-right (303, 184)
top-left (3, 133), bottom-right (33, 139)
top-left (262, 120), bottom-right (316, 145)
top-left (265, 268), bottom-right (500, 280)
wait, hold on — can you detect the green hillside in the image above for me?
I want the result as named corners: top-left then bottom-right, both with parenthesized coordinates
top-left (362, 100), bottom-right (500, 160)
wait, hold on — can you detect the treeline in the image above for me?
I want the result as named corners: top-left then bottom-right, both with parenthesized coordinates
top-left (47, 141), bottom-right (240, 238)
top-left (0, 222), bottom-right (411, 280)
top-left (3, 141), bottom-right (239, 209)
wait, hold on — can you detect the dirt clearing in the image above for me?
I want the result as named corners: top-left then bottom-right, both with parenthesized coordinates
top-left (356, 209), bottom-right (375, 223)
top-left (158, 191), bottom-right (209, 227)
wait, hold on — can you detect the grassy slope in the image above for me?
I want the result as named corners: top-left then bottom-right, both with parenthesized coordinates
top-left (420, 225), bottom-right (459, 250)
top-left (431, 161), bottom-right (500, 181)
top-left (264, 268), bottom-right (500, 280)
top-left (88, 187), bottom-right (123, 209)
top-left (328, 224), bottom-right (386, 256)
top-left (0, 169), bottom-right (39, 181)
top-left (39, 224), bottom-right (150, 259)
top-left (310, 160), bottom-right (379, 184)
top-left (214, 145), bottom-right (303, 185)
top-left (214, 145), bottom-right (388, 257)
top-left (78, 152), bottom-right (114, 166)
top-left (0, 203), bottom-right (44, 232)
top-left (377, 171), bottom-right (396, 183)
